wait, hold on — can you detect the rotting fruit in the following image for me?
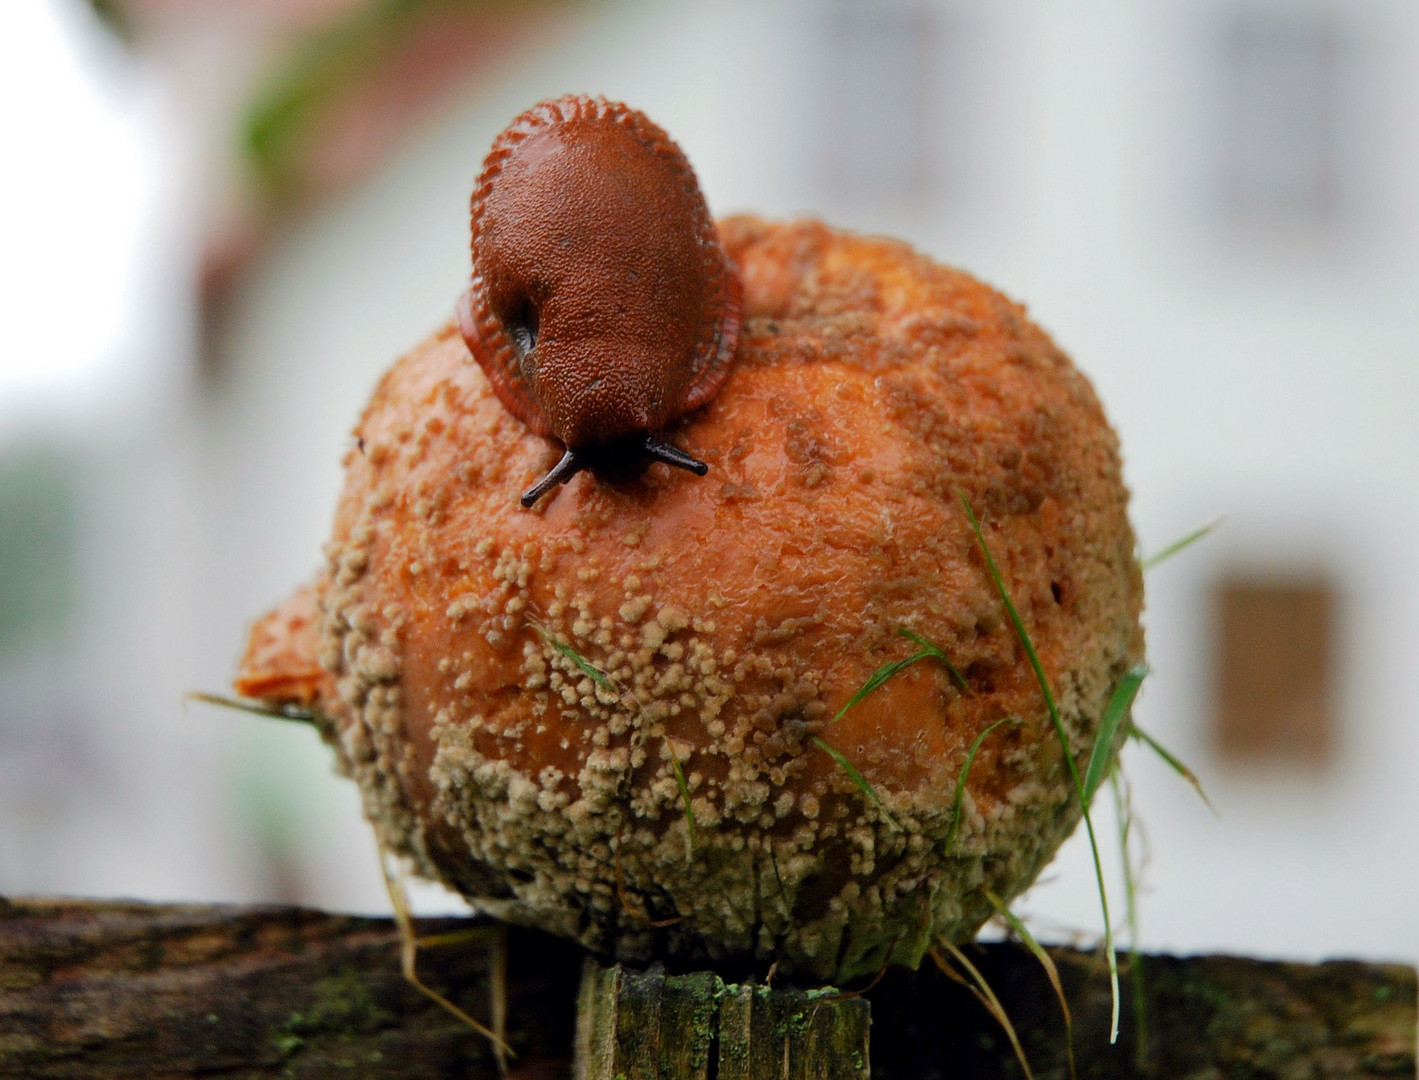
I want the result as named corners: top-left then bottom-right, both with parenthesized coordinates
top-left (238, 215), bottom-right (1143, 982)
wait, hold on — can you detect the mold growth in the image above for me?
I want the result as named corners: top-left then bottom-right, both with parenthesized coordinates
top-left (277, 219), bottom-right (1144, 982)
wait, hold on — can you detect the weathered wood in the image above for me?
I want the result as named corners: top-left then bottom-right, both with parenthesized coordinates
top-left (716, 979), bottom-right (870, 1080)
top-left (2, 896), bottom-right (1414, 1078)
top-left (575, 960), bottom-right (869, 1080)
top-left (575, 961), bottom-right (719, 1080)
top-left (0, 896), bottom-right (582, 1080)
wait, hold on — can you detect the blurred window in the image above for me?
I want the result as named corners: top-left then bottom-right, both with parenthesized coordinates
top-left (0, 449), bottom-right (78, 656)
top-left (1212, 10), bottom-right (1346, 225)
top-left (1212, 576), bottom-right (1336, 764)
top-left (821, 1), bottom-right (941, 203)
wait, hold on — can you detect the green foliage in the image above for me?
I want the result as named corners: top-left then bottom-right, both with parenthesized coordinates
top-left (670, 756), bottom-right (699, 852)
top-left (809, 736), bottom-right (900, 831)
top-left (827, 628), bottom-right (967, 728)
top-left (828, 649), bottom-right (936, 725)
top-left (243, 0), bottom-right (529, 198)
top-left (1142, 519), bottom-right (1221, 571)
top-left (959, 493), bottom-right (1121, 1043)
top-left (186, 692), bottom-right (318, 726)
top-left (535, 627), bottom-right (618, 693)
top-left (1082, 665), bottom-right (1149, 805)
top-left (245, 0), bottom-right (433, 197)
top-left (1129, 723), bottom-right (1216, 814)
top-left (897, 628), bottom-right (970, 691)
top-left (943, 717), bottom-right (1018, 855)
top-left (1111, 771), bottom-right (1150, 1070)
top-left (818, 627), bottom-right (970, 836)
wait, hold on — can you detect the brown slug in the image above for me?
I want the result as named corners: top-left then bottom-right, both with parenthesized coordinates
top-left (455, 95), bottom-right (742, 508)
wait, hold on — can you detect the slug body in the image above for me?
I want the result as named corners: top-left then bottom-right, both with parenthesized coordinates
top-left (456, 96), bottom-right (741, 507)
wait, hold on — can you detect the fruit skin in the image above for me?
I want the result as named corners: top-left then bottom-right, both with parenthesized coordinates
top-left (240, 218), bottom-right (1144, 982)
top-left (456, 95), bottom-right (740, 469)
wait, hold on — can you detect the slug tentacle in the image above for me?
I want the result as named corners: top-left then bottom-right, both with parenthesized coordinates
top-left (519, 448), bottom-right (586, 508)
top-left (640, 434), bottom-right (708, 476)
top-left (517, 434), bottom-right (708, 509)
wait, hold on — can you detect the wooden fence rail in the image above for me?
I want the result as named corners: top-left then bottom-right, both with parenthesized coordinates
top-left (1, 897), bottom-right (1413, 1078)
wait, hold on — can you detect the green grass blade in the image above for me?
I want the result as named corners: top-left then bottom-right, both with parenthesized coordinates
top-left (535, 627), bottom-right (618, 694)
top-left (829, 649), bottom-right (935, 724)
top-left (1141, 519), bottom-right (1221, 571)
top-left (670, 756), bottom-right (699, 853)
top-left (1082, 665), bottom-right (1149, 806)
top-left (943, 716), bottom-right (1018, 854)
top-left (985, 890), bottom-right (1077, 1080)
top-left (830, 629), bottom-right (971, 727)
top-left (1129, 723), bottom-right (1216, 815)
top-left (810, 736), bottom-right (900, 831)
top-left (960, 493), bottom-right (1120, 1043)
top-left (1111, 772), bottom-right (1149, 1071)
top-left (897, 628), bottom-right (970, 691)
top-left (186, 691), bottom-right (317, 726)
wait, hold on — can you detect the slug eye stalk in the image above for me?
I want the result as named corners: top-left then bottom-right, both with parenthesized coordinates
top-left (520, 448), bottom-right (584, 507)
top-left (519, 435), bottom-right (708, 508)
top-left (639, 433), bottom-right (708, 476)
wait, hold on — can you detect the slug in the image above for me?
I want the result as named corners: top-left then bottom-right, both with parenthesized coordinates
top-left (455, 95), bottom-right (742, 508)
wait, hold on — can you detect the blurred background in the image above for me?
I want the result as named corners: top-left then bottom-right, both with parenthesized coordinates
top-left (1, 0), bottom-right (1415, 967)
